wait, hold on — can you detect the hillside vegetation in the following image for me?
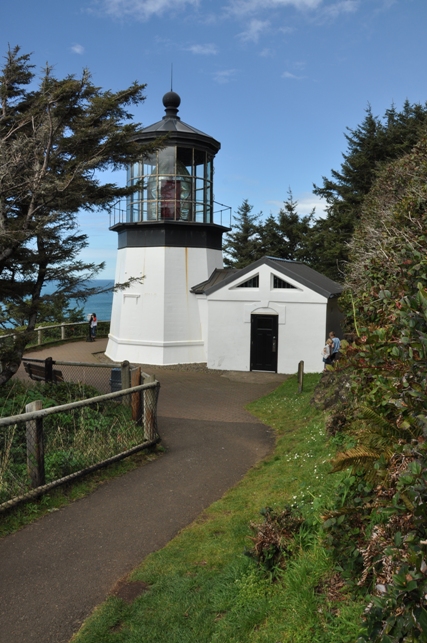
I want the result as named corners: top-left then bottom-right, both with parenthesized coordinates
top-left (323, 132), bottom-right (427, 641)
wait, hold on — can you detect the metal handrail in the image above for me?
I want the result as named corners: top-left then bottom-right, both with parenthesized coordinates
top-left (109, 199), bottom-right (231, 228)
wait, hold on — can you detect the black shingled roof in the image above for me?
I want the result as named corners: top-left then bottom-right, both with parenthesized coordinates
top-left (191, 268), bottom-right (238, 294)
top-left (192, 257), bottom-right (343, 299)
top-left (133, 92), bottom-right (221, 156)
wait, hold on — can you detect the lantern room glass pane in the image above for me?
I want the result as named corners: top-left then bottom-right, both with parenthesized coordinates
top-left (194, 149), bottom-right (205, 178)
top-left (177, 147), bottom-right (193, 172)
top-left (158, 147), bottom-right (176, 174)
top-left (127, 146), bottom-right (214, 223)
top-left (132, 162), bottom-right (141, 179)
top-left (206, 157), bottom-right (212, 182)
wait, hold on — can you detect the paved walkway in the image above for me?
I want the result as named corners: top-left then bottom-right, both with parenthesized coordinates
top-left (0, 340), bottom-right (284, 643)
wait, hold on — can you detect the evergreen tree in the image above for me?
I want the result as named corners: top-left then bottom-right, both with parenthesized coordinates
top-left (310, 101), bottom-right (427, 280)
top-left (277, 190), bottom-right (314, 261)
top-left (0, 295), bottom-right (84, 329)
top-left (0, 46), bottom-right (161, 385)
top-left (258, 190), bottom-right (314, 262)
top-left (258, 213), bottom-right (282, 258)
top-left (223, 199), bottom-right (263, 268)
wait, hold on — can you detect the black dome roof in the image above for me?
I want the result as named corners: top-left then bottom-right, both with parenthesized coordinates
top-left (134, 92), bottom-right (220, 155)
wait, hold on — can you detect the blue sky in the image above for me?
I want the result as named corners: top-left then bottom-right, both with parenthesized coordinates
top-left (2, 0), bottom-right (426, 278)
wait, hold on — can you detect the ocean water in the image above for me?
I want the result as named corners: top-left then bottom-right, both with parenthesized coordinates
top-left (80, 280), bottom-right (114, 321)
top-left (42, 279), bottom-right (115, 322)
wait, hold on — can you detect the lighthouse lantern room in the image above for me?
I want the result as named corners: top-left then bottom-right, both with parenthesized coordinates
top-left (106, 92), bottom-right (228, 365)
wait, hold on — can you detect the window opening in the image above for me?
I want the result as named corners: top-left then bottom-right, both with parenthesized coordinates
top-left (273, 275), bottom-right (296, 289)
top-left (237, 275), bottom-right (259, 288)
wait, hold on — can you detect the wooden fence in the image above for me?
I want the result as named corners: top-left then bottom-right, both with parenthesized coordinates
top-left (0, 319), bottom-right (110, 350)
top-left (0, 365), bottom-right (160, 512)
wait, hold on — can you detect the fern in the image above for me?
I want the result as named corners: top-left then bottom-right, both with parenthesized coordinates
top-left (356, 405), bottom-right (418, 440)
top-left (341, 405), bottom-right (418, 470)
top-left (330, 446), bottom-right (392, 482)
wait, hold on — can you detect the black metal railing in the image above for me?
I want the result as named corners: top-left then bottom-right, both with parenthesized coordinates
top-left (109, 199), bottom-right (231, 228)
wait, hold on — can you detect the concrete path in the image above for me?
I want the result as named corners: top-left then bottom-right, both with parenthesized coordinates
top-left (0, 340), bottom-right (284, 643)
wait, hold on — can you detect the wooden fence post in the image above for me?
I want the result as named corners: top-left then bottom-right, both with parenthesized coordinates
top-left (26, 400), bottom-right (45, 488)
top-left (61, 323), bottom-right (65, 340)
top-left (121, 360), bottom-right (131, 406)
top-left (45, 357), bottom-right (53, 383)
top-left (143, 374), bottom-right (156, 441)
top-left (130, 366), bottom-right (142, 423)
top-left (298, 360), bottom-right (304, 393)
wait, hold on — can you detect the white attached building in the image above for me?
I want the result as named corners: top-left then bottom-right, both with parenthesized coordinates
top-left (192, 256), bottom-right (342, 374)
top-left (106, 92), bottom-right (343, 373)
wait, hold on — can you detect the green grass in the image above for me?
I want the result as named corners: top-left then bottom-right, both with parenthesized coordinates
top-left (72, 374), bottom-right (364, 643)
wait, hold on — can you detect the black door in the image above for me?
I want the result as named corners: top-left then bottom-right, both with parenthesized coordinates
top-left (250, 315), bottom-right (278, 372)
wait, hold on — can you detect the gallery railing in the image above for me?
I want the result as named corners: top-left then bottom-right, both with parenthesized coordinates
top-left (109, 199), bottom-right (232, 228)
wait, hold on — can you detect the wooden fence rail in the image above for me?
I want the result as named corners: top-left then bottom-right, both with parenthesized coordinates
top-left (0, 375), bottom-right (160, 512)
top-left (0, 320), bottom-right (110, 349)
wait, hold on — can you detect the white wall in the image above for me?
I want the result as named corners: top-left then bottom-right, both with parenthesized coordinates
top-left (205, 264), bottom-right (329, 373)
top-left (106, 245), bottom-right (222, 364)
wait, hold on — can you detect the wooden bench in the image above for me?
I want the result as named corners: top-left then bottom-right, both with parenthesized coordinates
top-left (23, 362), bottom-right (64, 383)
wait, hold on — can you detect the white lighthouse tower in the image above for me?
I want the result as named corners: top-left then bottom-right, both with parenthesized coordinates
top-left (105, 92), bottom-right (228, 365)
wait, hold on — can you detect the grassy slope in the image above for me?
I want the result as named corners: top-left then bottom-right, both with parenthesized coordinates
top-left (73, 374), bottom-right (364, 643)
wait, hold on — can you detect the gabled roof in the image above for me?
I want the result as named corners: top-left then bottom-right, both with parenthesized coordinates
top-left (193, 257), bottom-right (343, 299)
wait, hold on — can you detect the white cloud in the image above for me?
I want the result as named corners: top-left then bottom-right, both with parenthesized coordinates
top-left (227, 0), bottom-right (322, 17)
top-left (213, 69), bottom-right (237, 84)
top-left (297, 193), bottom-right (327, 218)
top-left (226, 0), bottom-right (360, 23)
top-left (99, 0), bottom-right (199, 21)
top-left (185, 43), bottom-right (218, 55)
top-left (238, 18), bottom-right (270, 42)
top-left (320, 0), bottom-right (359, 19)
top-left (71, 44), bottom-right (85, 54)
top-left (279, 25), bottom-right (294, 34)
top-left (282, 70), bottom-right (304, 79)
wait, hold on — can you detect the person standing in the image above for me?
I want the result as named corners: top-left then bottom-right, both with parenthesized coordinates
top-left (322, 338), bottom-right (333, 371)
top-left (91, 313), bottom-right (97, 340)
top-left (329, 331), bottom-right (340, 363)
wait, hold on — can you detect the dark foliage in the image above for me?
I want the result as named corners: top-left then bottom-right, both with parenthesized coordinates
top-left (223, 199), bottom-right (263, 268)
top-left (245, 506), bottom-right (304, 579)
top-left (310, 102), bottom-right (427, 280)
top-left (320, 134), bottom-right (427, 641)
top-left (0, 46), bottom-right (161, 384)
